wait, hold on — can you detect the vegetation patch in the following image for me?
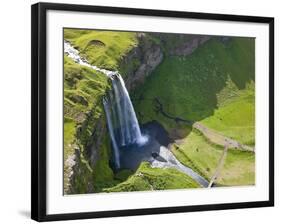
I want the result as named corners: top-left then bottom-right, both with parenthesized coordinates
top-left (104, 162), bottom-right (200, 192)
top-left (172, 130), bottom-right (255, 186)
top-left (217, 149), bottom-right (255, 186)
top-left (64, 28), bottom-right (138, 70)
top-left (64, 53), bottom-right (114, 193)
top-left (172, 131), bottom-right (223, 181)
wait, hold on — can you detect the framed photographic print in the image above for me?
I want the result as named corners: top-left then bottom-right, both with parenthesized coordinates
top-left (31, 2), bottom-right (274, 222)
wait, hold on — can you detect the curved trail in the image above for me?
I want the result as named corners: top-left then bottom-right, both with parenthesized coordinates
top-left (154, 97), bottom-right (255, 152)
top-left (208, 144), bottom-right (229, 188)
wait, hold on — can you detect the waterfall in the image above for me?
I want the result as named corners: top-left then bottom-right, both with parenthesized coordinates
top-left (103, 96), bottom-right (121, 169)
top-left (106, 72), bottom-right (148, 146)
top-left (103, 73), bottom-right (148, 168)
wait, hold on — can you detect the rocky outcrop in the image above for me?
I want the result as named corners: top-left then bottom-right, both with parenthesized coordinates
top-left (171, 35), bottom-right (211, 56)
top-left (119, 33), bottom-right (211, 92)
top-left (85, 116), bottom-right (106, 166)
top-left (119, 33), bottom-right (164, 91)
top-left (65, 114), bottom-right (108, 194)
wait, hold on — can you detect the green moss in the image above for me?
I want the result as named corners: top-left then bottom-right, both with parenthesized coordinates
top-left (92, 135), bottom-right (114, 190)
top-left (104, 162), bottom-right (200, 192)
top-left (114, 169), bottom-right (134, 182)
top-left (64, 29), bottom-right (138, 70)
top-left (63, 117), bottom-right (76, 160)
top-left (64, 54), bottom-right (109, 143)
top-left (119, 58), bottom-right (141, 77)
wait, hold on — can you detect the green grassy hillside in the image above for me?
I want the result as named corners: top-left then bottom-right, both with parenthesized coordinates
top-left (201, 81), bottom-right (255, 146)
top-left (64, 55), bottom-right (109, 156)
top-left (64, 54), bottom-right (115, 193)
top-left (171, 130), bottom-right (255, 185)
top-left (133, 38), bottom-right (255, 144)
top-left (64, 29), bottom-right (138, 70)
top-left (104, 162), bottom-right (200, 192)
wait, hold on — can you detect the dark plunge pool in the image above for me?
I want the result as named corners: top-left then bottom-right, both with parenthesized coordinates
top-left (113, 121), bottom-right (172, 171)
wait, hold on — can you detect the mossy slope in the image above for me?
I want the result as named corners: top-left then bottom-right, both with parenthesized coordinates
top-left (104, 162), bottom-right (200, 192)
top-left (64, 54), bottom-right (115, 194)
top-left (64, 29), bottom-right (138, 70)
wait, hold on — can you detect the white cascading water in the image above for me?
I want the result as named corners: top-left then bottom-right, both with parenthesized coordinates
top-left (105, 72), bottom-right (148, 147)
top-left (64, 41), bottom-right (113, 76)
top-left (64, 40), bottom-right (147, 169)
top-left (103, 95), bottom-right (121, 169)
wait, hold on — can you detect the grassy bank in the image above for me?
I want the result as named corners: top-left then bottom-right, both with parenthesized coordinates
top-left (104, 162), bottom-right (200, 192)
top-left (64, 53), bottom-right (115, 193)
top-left (64, 28), bottom-right (138, 70)
top-left (171, 130), bottom-right (255, 186)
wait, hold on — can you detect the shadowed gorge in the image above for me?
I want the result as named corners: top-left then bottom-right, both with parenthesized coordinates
top-left (63, 29), bottom-right (255, 194)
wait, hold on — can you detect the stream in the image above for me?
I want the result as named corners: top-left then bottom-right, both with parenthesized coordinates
top-left (64, 40), bottom-right (209, 188)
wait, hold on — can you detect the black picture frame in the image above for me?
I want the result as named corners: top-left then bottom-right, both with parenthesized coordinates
top-left (31, 2), bottom-right (274, 222)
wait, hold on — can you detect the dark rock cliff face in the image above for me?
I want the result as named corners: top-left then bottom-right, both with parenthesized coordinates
top-left (119, 33), bottom-right (211, 92)
top-left (66, 114), bottom-right (110, 194)
top-left (119, 33), bottom-right (164, 91)
top-left (170, 35), bottom-right (211, 56)
top-left (85, 117), bottom-right (106, 166)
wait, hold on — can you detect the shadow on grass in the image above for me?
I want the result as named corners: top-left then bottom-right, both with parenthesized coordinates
top-left (131, 36), bottom-right (255, 141)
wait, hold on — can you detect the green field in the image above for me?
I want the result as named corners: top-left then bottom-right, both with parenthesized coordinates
top-left (171, 130), bottom-right (255, 186)
top-left (64, 29), bottom-right (138, 70)
top-left (171, 131), bottom-right (223, 181)
top-left (218, 149), bottom-right (255, 186)
top-left (201, 83), bottom-right (255, 146)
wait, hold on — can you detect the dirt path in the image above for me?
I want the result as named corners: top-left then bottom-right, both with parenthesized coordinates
top-left (193, 122), bottom-right (254, 152)
top-left (208, 144), bottom-right (229, 188)
top-left (154, 98), bottom-right (255, 152)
